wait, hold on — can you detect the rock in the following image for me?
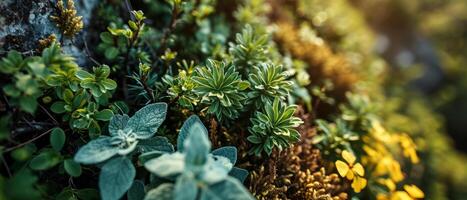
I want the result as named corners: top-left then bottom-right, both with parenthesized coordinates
top-left (0, 0), bottom-right (99, 65)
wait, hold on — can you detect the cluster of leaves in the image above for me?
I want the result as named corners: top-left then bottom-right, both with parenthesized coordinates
top-left (229, 25), bottom-right (269, 74)
top-left (313, 119), bottom-right (359, 156)
top-left (156, 22), bottom-right (303, 155)
top-left (74, 103), bottom-right (173, 200)
top-left (162, 61), bottom-right (199, 110)
top-left (98, 10), bottom-right (148, 62)
top-left (43, 43), bottom-right (118, 137)
top-left (248, 98), bottom-right (303, 155)
top-left (0, 42), bottom-right (125, 199)
top-left (0, 51), bottom-right (46, 113)
top-left (192, 60), bottom-right (249, 122)
top-left (0, 0), bottom-right (434, 199)
top-left (247, 63), bottom-right (292, 107)
top-left (1, 1), bottom-right (309, 200)
top-left (72, 102), bottom-right (254, 200)
top-left (143, 115), bottom-right (253, 200)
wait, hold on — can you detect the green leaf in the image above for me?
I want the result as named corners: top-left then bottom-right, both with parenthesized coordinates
top-left (50, 127), bottom-right (66, 152)
top-left (144, 184), bottom-right (174, 200)
top-left (11, 146), bottom-right (34, 161)
top-left (5, 169), bottom-right (41, 200)
top-left (108, 27), bottom-right (126, 36)
top-left (3, 84), bottom-right (20, 97)
top-left (133, 10), bottom-right (146, 21)
top-left (138, 151), bottom-right (165, 164)
top-left (73, 91), bottom-right (89, 108)
top-left (127, 180), bottom-right (145, 200)
top-left (56, 187), bottom-right (76, 200)
top-left (100, 32), bottom-right (113, 44)
top-left (73, 118), bottom-right (90, 129)
top-left (228, 167), bottom-right (249, 183)
top-left (87, 102), bottom-right (97, 112)
top-left (46, 76), bottom-right (62, 86)
top-left (76, 70), bottom-right (94, 80)
top-left (199, 177), bottom-right (254, 200)
top-left (144, 153), bottom-right (184, 178)
top-left (125, 103), bottom-right (167, 139)
top-left (74, 137), bottom-right (118, 164)
top-left (101, 79), bottom-right (117, 90)
top-left (76, 188), bottom-right (100, 200)
top-left (124, 29), bottom-right (133, 39)
top-left (104, 47), bottom-right (119, 60)
top-left (246, 135), bottom-right (261, 144)
top-left (63, 89), bottom-right (74, 104)
top-left (64, 159), bottom-right (82, 177)
top-left (211, 146), bottom-right (237, 165)
top-left (95, 109), bottom-right (114, 121)
top-left (19, 96), bottom-right (38, 114)
top-left (42, 42), bottom-right (60, 65)
top-left (174, 174), bottom-right (197, 200)
top-left (136, 136), bottom-right (174, 153)
top-left (238, 81), bottom-right (250, 90)
top-left (109, 114), bottom-right (130, 135)
top-left (128, 21), bottom-right (138, 31)
top-left (88, 121), bottom-right (102, 139)
top-left (51, 101), bottom-right (67, 114)
top-left (184, 125), bottom-right (211, 167)
top-left (28, 62), bottom-right (46, 77)
top-left (177, 115), bottom-right (208, 151)
top-left (0, 50), bottom-right (24, 74)
top-left (29, 150), bottom-right (62, 170)
top-left (110, 101), bottom-right (129, 114)
top-left (200, 156), bottom-right (231, 184)
top-left (99, 157), bottom-right (135, 200)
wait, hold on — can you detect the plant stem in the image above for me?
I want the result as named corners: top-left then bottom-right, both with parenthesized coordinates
top-left (159, 4), bottom-right (181, 53)
top-left (0, 155), bottom-right (11, 177)
top-left (39, 103), bottom-right (59, 125)
top-left (3, 128), bottom-right (54, 153)
top-left (141, 74), bottom-right (155, 102)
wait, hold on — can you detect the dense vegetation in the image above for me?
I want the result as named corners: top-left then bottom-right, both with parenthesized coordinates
top-left (1, 0), bottom-right (466, 199)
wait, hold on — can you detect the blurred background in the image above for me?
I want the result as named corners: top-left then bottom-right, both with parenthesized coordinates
top-left (287, 0), bottom-right (467, 198)
top-left (350, 0), bottom-right (467, 152)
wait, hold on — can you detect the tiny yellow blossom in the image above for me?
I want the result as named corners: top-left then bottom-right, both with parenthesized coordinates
top-left (374, 156), bottom-right (404, 182)
top-left (399, 134), bottom-right (420, 164)
top-left (376, 179), bottom-right (424, 200)
top-left (403, 185), bottom-right (424, 199)
top-left (371, 121), bottom-right (393, 142)
top-left (335, 150), bottom-right (367, 193)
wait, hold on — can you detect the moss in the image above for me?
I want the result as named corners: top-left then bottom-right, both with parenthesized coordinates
top-left (247, 107), bottom-right (348, 199)
top-left (274, 22), bottom-right (358, 104)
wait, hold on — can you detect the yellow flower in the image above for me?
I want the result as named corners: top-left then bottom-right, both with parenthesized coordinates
top-left (399, 134), bottom-right (420, 164)
top-left (403, 185), bottom-right (424, 199)
top-left (351, 176), bottom-right (367, 193)
top-left (377, 178), bottom-right (396, 191)
top-left (376, 180), bottom-right (424, 200)
top-left (374, 156), bottom-right (404, 182)
top-left (371, 121), bottom-right (393, 143)
top-left (335, 150), bottom-right (367, 193)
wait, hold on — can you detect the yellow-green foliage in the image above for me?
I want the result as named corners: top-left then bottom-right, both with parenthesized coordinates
top-left (1, 0), bottom-right (465, 199)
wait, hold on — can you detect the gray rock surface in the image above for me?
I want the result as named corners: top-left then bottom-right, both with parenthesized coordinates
top-left (0, 0), bottom-right (99, 65)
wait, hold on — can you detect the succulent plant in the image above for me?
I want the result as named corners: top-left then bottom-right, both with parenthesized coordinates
top-left (193, 60), bottom-right (249, 122)
top-left (247, 63), bottom-right (292, 107)
top-left (248, 98), bottom-right (303, 156)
